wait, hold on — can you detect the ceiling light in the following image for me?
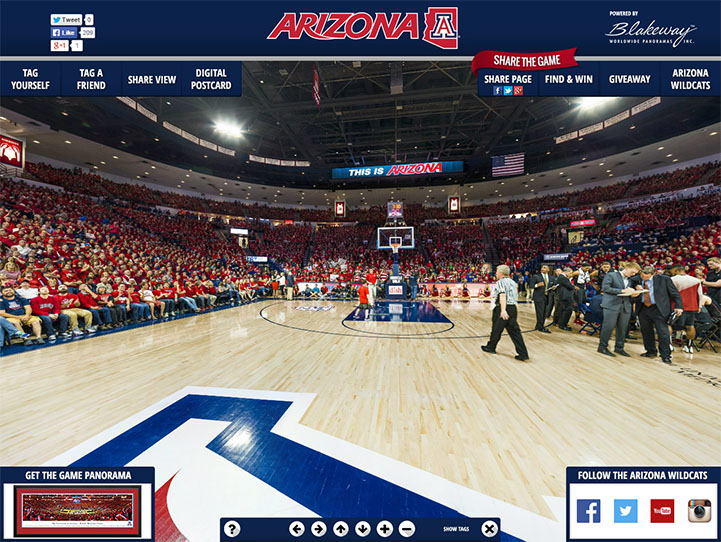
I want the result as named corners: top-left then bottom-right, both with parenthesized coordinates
top-left (606, 169), bottom-right (611, 173)
top-left (672, 158), bottom-right (679, 162)
top-left (64, 140), bottom-right (71, 144)
top-left (120, 140), bottom-right (126, 144)
top-left (666, 153), bottom-right (672, 157)
top-left (61, 111), bottom-right (69, 116)
top-left (186, 174), bottom-right (190, 177)
top-left (32, 140), bottom-right (40, 144)
top-left (151, 165), bottom-right (155, 169)
top-left (100, 161), bottom-right (106, 165)
top-left (0, 116), bottom-right (7, 121)
top-left (166, 101), bottom-right (171, 105)
top-left (657, 146), bottom-right (664, 150)
top-left (259, 80), bottom-right (264, 84)
top-left (629, 125), bottom-right (636, 130)
top-left (113, 155), bottom-right (118, 159)
top-left (579, 97), bottom-right (617, 109)
top-left (710, 131), bottom-right (718, 136)
top-left (546, 151), bottom-right (551, 155)
top-left (154, 137), bottom-right (160, 142)
top-left (215, 121), bottom-right (244, 138)
top-left (144, 171), bottom-right (149, 175)
top-left (599, 162), bottom-right (604, 166)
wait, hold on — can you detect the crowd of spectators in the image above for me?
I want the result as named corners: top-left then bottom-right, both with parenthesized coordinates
top-left (24, 161), bottom-right (719, 223)
top-left (419, 223), bottom-right (486, 276)
top-left (0, 177), bottom-right (291, 348)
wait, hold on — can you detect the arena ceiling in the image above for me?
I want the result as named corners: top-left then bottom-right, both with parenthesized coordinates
top-left (1, 60), bottom-right (720, 193)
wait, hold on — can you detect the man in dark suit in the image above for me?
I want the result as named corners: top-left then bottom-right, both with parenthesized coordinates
top-left (598, 262), bottom-right (641, 357)
top-left (532, 264), bottom-right (552, 333)
top-left (548, 267), bottom-right (562, 324)
top-left (631, 265), bottom-right (683, 364)
top-left (555, 267), bottom-right (576, 330)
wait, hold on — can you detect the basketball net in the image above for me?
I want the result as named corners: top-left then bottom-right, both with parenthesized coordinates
top-left (390, 242), bottom-right (401, 255)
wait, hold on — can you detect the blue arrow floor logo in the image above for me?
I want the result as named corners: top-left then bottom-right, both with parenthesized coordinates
top-left (45, 387), bottom-right (562, 541)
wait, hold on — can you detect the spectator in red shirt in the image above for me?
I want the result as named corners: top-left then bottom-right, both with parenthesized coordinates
top-left (56, 285), bottom-right (95, 333)
top-left (77, 283), bottom-right (113, 329)
top-left (173, 281), bottom-right (199, 313)
top-left (30, 286), bottom-right (70, 340)
top-left (95, 284), bottom-right (126, 327)
top-left (358, 281), bottom-right (370, 310)
top-left (155, 282), bottom-right (178, 316)
top-left (366, 269), bottom-right (377, 307)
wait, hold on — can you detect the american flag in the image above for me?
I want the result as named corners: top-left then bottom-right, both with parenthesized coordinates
top-left (491, 152), bottom-right (524, 177)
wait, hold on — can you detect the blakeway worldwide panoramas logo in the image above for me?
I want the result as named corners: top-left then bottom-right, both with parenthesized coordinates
top-left (605, 10), bottom-right (697, 48)
top-left (267, 8), bottom-right (458, 49)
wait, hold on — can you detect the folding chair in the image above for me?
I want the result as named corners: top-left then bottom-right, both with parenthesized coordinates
top-left (578, 303), bottom-right (602, 335)
top-left (694, 319), bottom-right (720, 353)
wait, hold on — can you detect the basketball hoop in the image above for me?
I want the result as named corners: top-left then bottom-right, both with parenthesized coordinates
top-left (389, 236), bottom-right (402, 254)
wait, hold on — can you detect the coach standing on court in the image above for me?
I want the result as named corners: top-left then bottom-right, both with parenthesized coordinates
top-left (631, 266), bottom-right (683, 364)
top-left (482, 265), bottom-right (529, 361)
top-left (532, 264), bottom-right (552, 333)
top-left (597, 262), bottom-right (641, 357)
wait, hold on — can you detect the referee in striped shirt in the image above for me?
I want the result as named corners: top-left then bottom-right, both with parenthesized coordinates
top-left (482, 265), bottom-right (530, 361)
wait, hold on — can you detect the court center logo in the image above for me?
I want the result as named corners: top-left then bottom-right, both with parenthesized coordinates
top-left (294, 305), bottom-right (334, 311)
top-left (267, 9), bottom-right (459, 49)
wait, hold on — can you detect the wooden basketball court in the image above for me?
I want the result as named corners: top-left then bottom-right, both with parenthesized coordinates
top-left (1, 299), bottom-right (719, 523)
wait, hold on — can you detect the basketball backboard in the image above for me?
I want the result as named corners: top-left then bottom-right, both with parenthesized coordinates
top-left (377, 226), bottom-right (414, 249)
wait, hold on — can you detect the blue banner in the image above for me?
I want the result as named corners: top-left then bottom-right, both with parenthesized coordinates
top-left (332, 161), bottom-right (464, 180)
top-left (0, 1), bottom-right (719, 58)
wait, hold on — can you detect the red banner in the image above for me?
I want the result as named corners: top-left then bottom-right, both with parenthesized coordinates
top-left (312, 66), bottom-right (321, 108)
top-left (472, 48), bottom-right (577, 74)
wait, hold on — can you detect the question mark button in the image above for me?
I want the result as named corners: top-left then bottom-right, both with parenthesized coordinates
top-left (224, 520), bottom-right (241, 538)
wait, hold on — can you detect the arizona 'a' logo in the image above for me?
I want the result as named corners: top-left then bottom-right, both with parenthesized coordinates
top-left (423, 7), bottom-right (458, 49)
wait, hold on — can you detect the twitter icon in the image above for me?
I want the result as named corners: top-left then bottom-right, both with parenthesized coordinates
top-left (614, 499), bottom-right (638, 523)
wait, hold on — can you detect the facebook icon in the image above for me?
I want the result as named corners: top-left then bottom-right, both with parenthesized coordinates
top-left (577, 499), bottom-right (601, 523)
top-left (493, 86), bottom-right (503, 96)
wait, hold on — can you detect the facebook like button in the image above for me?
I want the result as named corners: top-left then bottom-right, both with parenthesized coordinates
top-left (51, 27), bottom-right (78, 38)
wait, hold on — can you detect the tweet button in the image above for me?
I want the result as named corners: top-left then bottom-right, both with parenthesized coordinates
top-left (614, 499), bottom-right (638, 523)
top-left (51, 14), bottom-right (83, 26)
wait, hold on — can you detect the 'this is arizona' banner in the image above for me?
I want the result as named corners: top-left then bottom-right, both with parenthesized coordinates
top-left (472, 49), bottom-right (578, 73)
top-left (332, 161), bottom-right (464, 179)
